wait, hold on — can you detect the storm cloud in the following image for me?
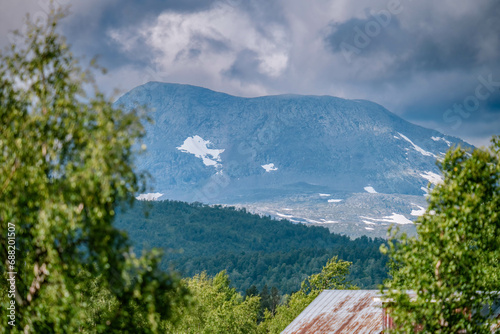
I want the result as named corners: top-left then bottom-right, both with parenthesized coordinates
top-left (1, 0), bottom-right (499, 146)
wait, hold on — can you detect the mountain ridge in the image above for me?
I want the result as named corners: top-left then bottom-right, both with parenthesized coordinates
top-left (115, 82), bottom-right (472, 237)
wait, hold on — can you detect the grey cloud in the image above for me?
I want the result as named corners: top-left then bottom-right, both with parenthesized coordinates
top-left (174, 33), bottom-right (232, 62)
top-left (325, 16), bottom-right (403, 54)
top-left (324, 1), bottom-right (500, 76)
top-left (222, 49), bottom-right (264, 83)
top-left (2, 0), bottom-right (497, 146)
top-left (319, 0), bottom-right (500, 145)
top-left (235, 0), bottom-right (289, 26)
top-left (60, 0), bottom-right (219, 70)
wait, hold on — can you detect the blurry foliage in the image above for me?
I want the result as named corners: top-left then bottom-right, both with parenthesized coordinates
top-left (382, 137), bottom-right (500, 333)
top-left (160, 256), bottom-right (355, 334)
top-left (258, 257), bottom-right (357, 334)
top-left (163, 271), bottom-right (260, 334)
top-left (0, 11), bottom-right (188, 333)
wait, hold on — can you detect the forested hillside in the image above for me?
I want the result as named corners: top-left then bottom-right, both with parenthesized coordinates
top-left (116, 200), bottom-right (388, 294)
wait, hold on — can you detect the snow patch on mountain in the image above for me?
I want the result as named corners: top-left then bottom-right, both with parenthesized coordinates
top-left (262, 163), bottom-right (278, 172)
top-left (361, 213), bottom-right (414, 225)
top-left (177, 135), bottom-right (225, 167)
top-left (320, 219), bottom-right (339, 224)
top-left (364, 186), bottom-right (378, 194)
top-left (420, 171), bottom-right (443, 185)
top-left (136, 193), bottom-right (163, 201)
top-left (276, 212), bottom-right (294, 218)
top-left (398, 132), bottom-right (436, 157)
top-left (431, 136), bottom-right (451, 147)
top-left (411, 204), bottom-right (426, 216)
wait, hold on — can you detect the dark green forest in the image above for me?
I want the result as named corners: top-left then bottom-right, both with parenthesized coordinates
top-left (115, 200), bottom-right (388, 295)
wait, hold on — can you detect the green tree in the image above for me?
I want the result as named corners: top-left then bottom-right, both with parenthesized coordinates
top-left (163, 271), bottom-right (260, 334)
top-left (381, 138), bottom-right (500, 333)
top-left (301, 255), bottom-right (354, 293)
top-left (259, 256), bottom-right (357, 333)
top-left (269, 286), bottom-right (280, 316)
top-left (0, 11), bottom-right (187, 333)
top-left (245, 285), bottom-right (259, 298)
top-left (259, 285), bottom-right (271, 318)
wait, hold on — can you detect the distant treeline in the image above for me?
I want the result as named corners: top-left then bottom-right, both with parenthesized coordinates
top-left (115, 200), bottom-right (388, 295)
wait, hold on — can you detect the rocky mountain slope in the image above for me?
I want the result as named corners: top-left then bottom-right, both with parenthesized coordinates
top-left (115, 82), bottom-right (472, 237)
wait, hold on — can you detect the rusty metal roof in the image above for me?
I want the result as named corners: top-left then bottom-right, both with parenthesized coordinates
top-left (281, 290), bottom-right (383, 334)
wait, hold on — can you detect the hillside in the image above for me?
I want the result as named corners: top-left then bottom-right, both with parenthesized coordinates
top-left (115, 200), bottom-right (388, 294)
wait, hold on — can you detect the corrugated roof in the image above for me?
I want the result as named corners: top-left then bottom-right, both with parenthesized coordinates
top-left (281, 290), bottom-right (383, 334)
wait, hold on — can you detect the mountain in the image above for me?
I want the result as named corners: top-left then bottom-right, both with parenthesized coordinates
top-left (115, 82), bottom-right (472, 238)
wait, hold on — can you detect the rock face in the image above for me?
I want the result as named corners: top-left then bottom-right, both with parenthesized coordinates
top-left (116, 82), bottom-right (471, 238)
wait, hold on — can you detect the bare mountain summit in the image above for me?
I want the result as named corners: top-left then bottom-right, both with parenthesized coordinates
top-left (116, 82), bottom-right (472, 238)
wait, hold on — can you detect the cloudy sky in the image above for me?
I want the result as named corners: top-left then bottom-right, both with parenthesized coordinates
top-left (1, 0), bottom-right (499, 146)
